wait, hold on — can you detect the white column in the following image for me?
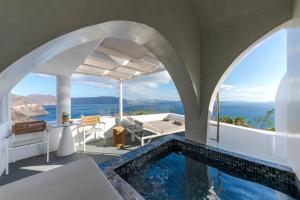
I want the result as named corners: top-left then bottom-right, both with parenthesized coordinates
top-left (0, 92), bottom-right (11, 123)
top-left (56, 75), bottom-right (71, 124)
top-left (119, 80), bottom-right (123, 122)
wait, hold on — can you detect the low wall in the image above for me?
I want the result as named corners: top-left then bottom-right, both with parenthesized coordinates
top-left (207, 121), bottom-right (288, 166)
top-left (286, 134), bottom-right (300, 179)
top-left (1, 115), bottom-right (291, 174)
top-left (3, 116), bottom-right (118, 163)
top-left (2, 113), bottom-right (183, 164)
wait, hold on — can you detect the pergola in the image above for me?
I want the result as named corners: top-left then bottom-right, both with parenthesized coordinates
top-left (41, 38), bottom-right (165, 123)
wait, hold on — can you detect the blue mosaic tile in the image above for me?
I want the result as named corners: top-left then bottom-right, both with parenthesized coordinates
top-left (99, 135), bottom-right (300, 199)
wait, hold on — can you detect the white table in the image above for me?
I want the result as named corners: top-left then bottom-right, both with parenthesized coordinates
top-left (50, 122), bottom-right (79, 157)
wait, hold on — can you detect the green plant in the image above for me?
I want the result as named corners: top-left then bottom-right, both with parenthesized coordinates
top-left (220, 116), bottom-right (233, 124)
top-left (128, 108), bottom-right (155, 116)
top-left (255, 109), bottom-right (275, 131)
top-left (62, 112), bottom-right (70, 119)
top-left (233, 116), bottom-right (252, 127)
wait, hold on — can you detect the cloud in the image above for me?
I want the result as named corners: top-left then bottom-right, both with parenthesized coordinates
top-left (35, 73), bottom-right (54, 78)
top-left (126, 71), bottom-right (171, 87)
top-left (220, 84), bottom-right (235, 91)
top-left (219, 84), bottom-right (278, 102)
top-left (71, 71), bottom-right (179, 100)
top-left (72, 74), bottom-right (118, 89)
top-left (124, 71), bottom-right (175, 100)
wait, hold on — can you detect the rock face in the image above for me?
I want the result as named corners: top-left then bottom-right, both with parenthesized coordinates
top-left (13, 94), bottom-right (56, 107)
top-left (12, 94), bottom-right (56, 123)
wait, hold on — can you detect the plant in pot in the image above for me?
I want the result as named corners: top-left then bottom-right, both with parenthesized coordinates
top-left (61, 112), bottom-right (70, 124)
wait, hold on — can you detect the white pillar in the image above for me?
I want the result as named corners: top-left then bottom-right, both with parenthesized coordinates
top-left (0, 92), bottom-right (11, 123)
top-left (119, 80), bottom-right (123, 122)
top-left (56, 75), bottom-right (71, 124)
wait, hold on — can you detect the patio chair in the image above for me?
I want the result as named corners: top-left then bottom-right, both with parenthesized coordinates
top-left (79, 115), bottom-right (105, 151)
top-left (6, 121), bottom-right (49, 175)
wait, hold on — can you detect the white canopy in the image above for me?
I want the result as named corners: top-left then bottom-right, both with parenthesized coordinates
top-left (75, 38), bottom-right (165, 80)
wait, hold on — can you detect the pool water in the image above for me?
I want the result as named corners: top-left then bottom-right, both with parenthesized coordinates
top-left (123, 152), bottom-right (296, 200)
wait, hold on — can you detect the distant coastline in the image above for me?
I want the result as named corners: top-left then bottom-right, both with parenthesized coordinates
top-left (12, 94), bottom-right (182, 122)
top-left (12, 94), bottom-right (275, 129)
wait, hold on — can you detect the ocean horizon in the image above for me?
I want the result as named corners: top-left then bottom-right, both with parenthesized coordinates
top-left (35, 101), bottom-right (275, 129)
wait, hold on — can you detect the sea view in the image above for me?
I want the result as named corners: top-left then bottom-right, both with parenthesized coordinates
top-left (34, 101), bottom-right (184, 122)
top-left (34, 101), bottom-right (275, 129)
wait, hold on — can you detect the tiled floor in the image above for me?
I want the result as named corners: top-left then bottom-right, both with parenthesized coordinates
top-left (0, 134), bottom-right (140, 186)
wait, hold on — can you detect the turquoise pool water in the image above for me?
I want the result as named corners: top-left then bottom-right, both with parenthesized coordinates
top-left (123, 152), bottom-right (296, 200)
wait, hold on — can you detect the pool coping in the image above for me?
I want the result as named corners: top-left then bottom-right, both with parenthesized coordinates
top-left (99, 135), bottom-right (299, 200)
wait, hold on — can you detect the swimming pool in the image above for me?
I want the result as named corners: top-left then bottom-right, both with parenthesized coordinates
top-left (122, 152), bottom-right (295, 199)
top-left (100, 135), bottom-right (300, 200)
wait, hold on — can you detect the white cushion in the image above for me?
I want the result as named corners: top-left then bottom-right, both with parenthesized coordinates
top-left (85, 127), bottom-right (103, 134)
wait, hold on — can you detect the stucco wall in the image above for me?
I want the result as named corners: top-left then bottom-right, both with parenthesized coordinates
top-left (276, 19), bottom-right (300, 178)
top-left (0, 0), bottom-right (295, 144)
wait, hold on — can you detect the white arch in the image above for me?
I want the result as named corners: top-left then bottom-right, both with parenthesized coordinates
top-left (207, 20), bottom-right (292, 120)
top-left (0, 20), bottom-right (201, 137)
top-left (0, 21), bottom-right (157, 95)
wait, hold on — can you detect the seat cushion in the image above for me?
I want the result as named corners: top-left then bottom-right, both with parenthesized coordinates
top-left (85, 127), bottom-right (103, 134)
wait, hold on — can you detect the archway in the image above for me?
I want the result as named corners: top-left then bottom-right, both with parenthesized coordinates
top-left (207, 22), bottom-right (290, 120)
top-left (204, 20), bottom-right (295, 167)
top-left (0, 20), bottom-right (200, 140)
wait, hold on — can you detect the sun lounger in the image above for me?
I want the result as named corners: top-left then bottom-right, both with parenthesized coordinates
top-left (124, 113), bottom-right (185, 146)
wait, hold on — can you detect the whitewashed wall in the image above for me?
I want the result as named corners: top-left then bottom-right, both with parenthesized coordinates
top-left (207, 121), bottom-right (288, 166)
top-left (275, 20), bottom-right (300, 178)
top-left (5, 113), bottom-right (184, 163)
top-left (9, 116), bottom-right (118, 163)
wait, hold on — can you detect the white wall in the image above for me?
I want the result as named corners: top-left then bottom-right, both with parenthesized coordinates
top-left (207, 121), bottom-right (288, 166)
top-left (6, 113), bottom-right (183, 163)
top-left (276, 20), bottom-right (300, 178)
top-left (9, 116), bottom-right (118, 163)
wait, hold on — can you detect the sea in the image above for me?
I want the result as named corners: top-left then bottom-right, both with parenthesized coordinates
top-left (34, 101), bottom-right (275, 129)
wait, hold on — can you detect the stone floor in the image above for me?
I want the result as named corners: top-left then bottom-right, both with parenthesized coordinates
top-left (0, 134), bottom-right (140, 186)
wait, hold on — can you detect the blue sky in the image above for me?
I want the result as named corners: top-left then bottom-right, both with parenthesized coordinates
top-left (13, 71), bottom-right (180, 101)
top-left (220, 30), bottom-right (287, 102)
top-left (12, 30), bottom-right (287, 102)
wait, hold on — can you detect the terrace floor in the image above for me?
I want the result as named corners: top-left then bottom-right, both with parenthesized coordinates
top-left (0, 134), bottom-right (140, 186)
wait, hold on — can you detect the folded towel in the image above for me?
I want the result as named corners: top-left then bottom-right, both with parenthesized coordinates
top-left (163, 117), bottom-right (170, 121)
top-left (173, 120), bottom-right (183, 126)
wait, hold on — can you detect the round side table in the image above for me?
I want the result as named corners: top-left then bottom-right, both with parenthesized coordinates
top-left (50, 122), bottom-right (78, 157)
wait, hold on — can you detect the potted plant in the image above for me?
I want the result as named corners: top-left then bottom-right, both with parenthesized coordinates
top-left (61, 112), bottom-right (70, 124)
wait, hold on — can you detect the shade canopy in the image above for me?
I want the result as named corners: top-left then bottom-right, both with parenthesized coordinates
top-left (75, 38), bottom-right (165, 80)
